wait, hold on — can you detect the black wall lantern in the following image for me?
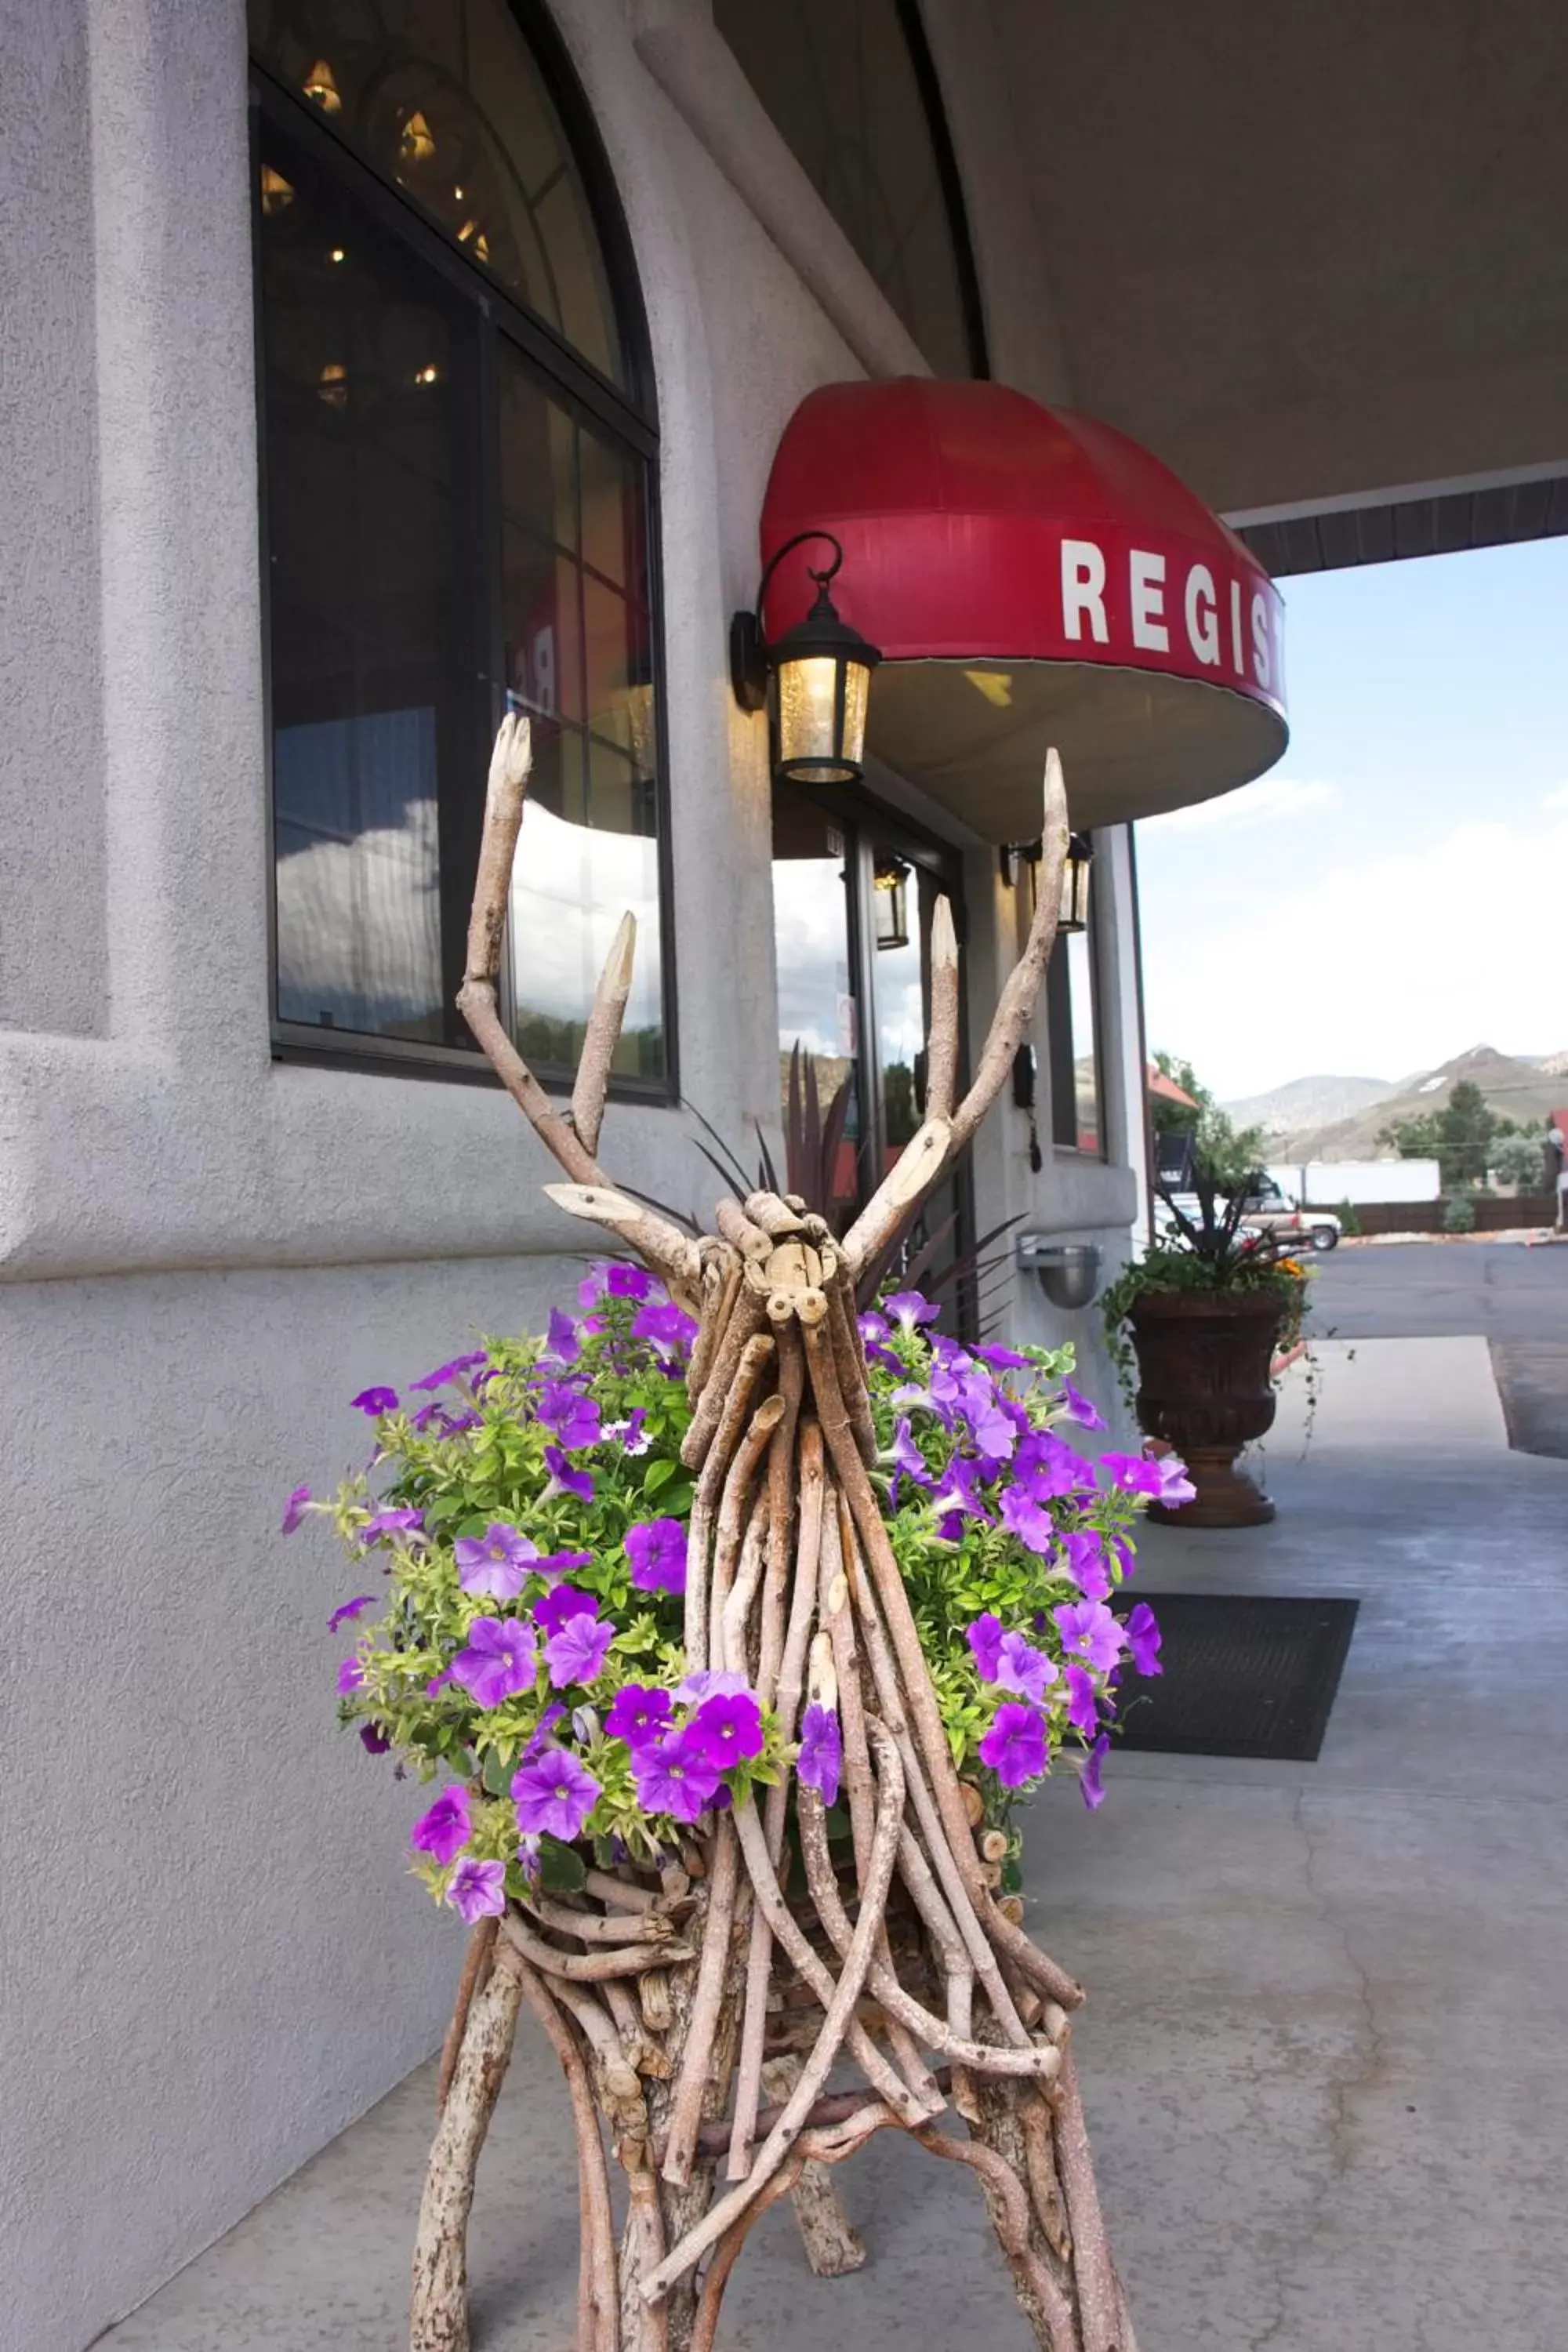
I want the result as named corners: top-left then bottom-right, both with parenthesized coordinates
top-left (731, 531), bottom-right (882, 785)
top-left (999, 829), bottom-right (1094, 932)
top-left (872, 852), bottom-right (912, 951)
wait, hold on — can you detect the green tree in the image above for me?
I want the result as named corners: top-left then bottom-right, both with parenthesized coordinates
top-left (1439, 1080), bottom-right (1497, 1190)
top-left (1377, 1111), bottom-right (1444, 1161)
top-left (1490, 1131), bottom-right (1547, 1191)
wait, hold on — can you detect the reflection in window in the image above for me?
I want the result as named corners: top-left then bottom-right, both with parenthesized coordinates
top-left (1067, 928), bottom-right (1102, 1156)
top-left (771, 788), bottom-right (861, 1218)
top-left (713, 0), bottom-right (985, 378)
top-left (249, 0), bottom-right (626, 385)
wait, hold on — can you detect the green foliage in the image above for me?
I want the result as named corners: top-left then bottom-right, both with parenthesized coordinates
top-left (1381, 1080), bottom-right (1499, 1191)
top-left (1490, 1131), bottom-right (1547, 1191)
top-left (1444, 1188), bottom-right (1478, 1233)
top-left (1336, 1197), bottom-right (1362, 1237)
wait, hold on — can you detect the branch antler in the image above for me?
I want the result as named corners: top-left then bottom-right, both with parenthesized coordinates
top-left (456, 713), bottom-right (699, 1295)
top-left (839, 747), bottom-right (1071, 1273)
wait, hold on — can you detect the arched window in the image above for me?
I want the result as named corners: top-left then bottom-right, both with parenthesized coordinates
top-left (713, 0), bottom-right (985, 379)
top-left (251, 2), bottom-right (671, 1089)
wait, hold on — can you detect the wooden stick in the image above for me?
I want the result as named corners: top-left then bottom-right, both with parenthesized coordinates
top-left (572, 912), bottom-right (637, 1158)
top-left (742, 1189), bottom-right (808, 1237)
top-left (689, 2154), bottom-right (808, 2352)
top-left (642, 1737), bottom-right (916, 2303)
top-left (659, 1818), bottom-right (739, 2186)
top-left (1055, 2045), bottom-right (1124, 2352)
top-left (436, 1918), bottom-right (498, 2111)
top-left (679, 1294), bottom-right (767, 1474)
top-left (514, 1956), bottom-right (619, 2352)
top-left (924, 894), bottom-right (960, 1122)
top-left (756, 1319), bottom-right (804, 1707)
top-left (760, 2054), bottom-right (867, 2276)
top-left (714, 1197), bottom-right (772, 1257)
top-left (685, 1249), bottom-right (739, 1403)
top-left (720, 1490), bottom-right (771, 1679)
top-left (520, 1895), bottom-right (682, 1947)
top-left (501, 1911), bottom-right (691, 1983)
top-left (708, 1393), bottom-right (786, 1671)
top-left (411, 1935), bottom-right (524, 2352)
top-left (583, 1870), bottom-right (660, 1915)
top-left (913, 2127), bottom-right (1080, 2352)
top-left (825, 1269), bottom-right (878, 1465)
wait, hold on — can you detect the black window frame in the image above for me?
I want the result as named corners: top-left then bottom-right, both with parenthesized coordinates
top-left (249, 2), bottom-right (678, 1101)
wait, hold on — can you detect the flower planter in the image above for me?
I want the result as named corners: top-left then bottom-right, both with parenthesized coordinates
top-left (1126, 1287), bottom-right (1285, 1527)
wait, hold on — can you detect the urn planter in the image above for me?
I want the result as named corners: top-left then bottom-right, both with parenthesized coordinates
top-left (1127, 1287), bottom-right (1285, 1526)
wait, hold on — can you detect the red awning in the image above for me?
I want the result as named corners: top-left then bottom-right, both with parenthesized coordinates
top-left (759, 379), bottom-right (1287, 840)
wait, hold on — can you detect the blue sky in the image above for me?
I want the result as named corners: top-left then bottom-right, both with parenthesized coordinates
top-left (1134, 535), bottom-right (1568, 1101)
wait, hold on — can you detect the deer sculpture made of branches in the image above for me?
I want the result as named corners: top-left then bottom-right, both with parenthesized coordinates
top-left (410, 715), bottom-right (1138, 2352)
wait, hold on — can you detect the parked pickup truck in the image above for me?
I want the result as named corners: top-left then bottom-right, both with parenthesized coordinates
top-left (1156, 1175), bottom-right (1341, 1253)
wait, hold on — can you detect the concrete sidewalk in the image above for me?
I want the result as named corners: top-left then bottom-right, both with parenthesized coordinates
top-left (97, 1341), bottom-right (1568, 2351)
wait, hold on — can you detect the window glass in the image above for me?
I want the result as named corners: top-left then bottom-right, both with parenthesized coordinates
top-left (249, 0), bottom-right (626, 386)
top-left (1067, 927), bottom-right (1102, 1156)
top-left (254, 13), bottom-right (667, 1084)
top-left (713, 0), bottom-right (984, 378)
top-left (771, 789), bottom-right (862, 1221)
top-left (262, 132), bottom-right (479, 1043)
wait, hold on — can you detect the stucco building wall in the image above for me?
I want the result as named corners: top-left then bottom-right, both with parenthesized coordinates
top-left (0, 3), bottom-right (1149, 2342)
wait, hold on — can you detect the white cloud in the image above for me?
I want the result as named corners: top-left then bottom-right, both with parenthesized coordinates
top-left (1150, 775), bottom-right (1341, 833)
top-left (1541, 782), bottom-right (1568, 813)
top-left (1139, 804), bottom-right (1568, 1098)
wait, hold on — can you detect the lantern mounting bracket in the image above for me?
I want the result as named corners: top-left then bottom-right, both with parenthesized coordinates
top-left (729, 529), bottom-right (850, 712)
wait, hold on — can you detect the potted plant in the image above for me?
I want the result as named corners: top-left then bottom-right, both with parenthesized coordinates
top-left (1102, 1068), bottom-right (1307, 1526)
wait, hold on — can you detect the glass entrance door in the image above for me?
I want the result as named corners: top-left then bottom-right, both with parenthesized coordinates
top-left (771, 782), bottom-right (972, 1316)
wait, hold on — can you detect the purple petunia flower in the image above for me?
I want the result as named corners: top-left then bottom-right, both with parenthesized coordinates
top-left (546, 1306), bottom-right (580, 1364)
top-left (971, 1341), bottom-right (1030, 1370)
top-left (1060, 1377), bottom-right (1108, 1432)
top-left (516, 1831), bottom-right (543, 1884)
top-left (632, 1300), bottom-right (699, 1361)
top-left (607, 1262), bottom-right (655, 1301)
top-left (450, 1617), bottom-right (538, 1708)
top-left (426, 1667), bottom-right (454, 1697)
top-left (328, 1595), bottom-right (376, 1634)
top-left (447, 1856), bottom-right (506, 1925)
top-left (1014, 1429), bottom-right (1085, 1501)
top-left (604, 1407), bottom-right (650, 1456)
top-left (1054, 1598), bottom-right (1125, 1675)
top-left (359, 1722), bottom-right (391, 1755)
top-left (281, 1483), bottom-right (313, 1535)
top-left (1000, 1483), bottom-right (1057, 1555)
top-left (625, 1517), bottom-right (687, 1595)
top-left (690, 1690), bottom-right (764, 1767)
top-left (518, 1703), bottom-right (568, 1766)
top-left (411, 1784), bottom-right (471, 1865)
top-left (1063, 1664), bottom-right (1100, 1739)
top-left (967, 1612), bottom-right (1007, 1681)
top-left (890, 1416), bottom-right (933, 1494)
top-left (410, 1352), bottom-right (488, 1394)
top-left (674, 1668), bottom-right (752, 1707)
top-left (358, 1506), bottom-right (424, 1544)
top-left (978, 1702), bottom-right (1048, 1789)
top-left (1155, 1455), bottom-right (1197, 1506)
top-left (539, 1381), bottom-right (601, 1450)
top-left (632, 1726), bottom-right (722, 1823)
top-left (542, 1445), bottom-right (594, 1504)
top-left (1124, 1602), bottom-right (1163, 1677)
top-left (456, 1523), bottom-right (539, 1601)
top-left (797, 1703), bottom-right (842, 1808)
top-left (858, 1310), bottom-right (890, 1344)
top-left (513, 1748), bottom-right (601, 1841)
top-left (533, 1583), bottom-right (597, 1638)
top-left (884, 1289), bottom-right (938, 1334)
top-left (351, 1386), bottom-right (399, 1417)
top-left (1061, 1528), bottom-right (1112, 1602)
top-left (930, 1454), bottom-right (989, 1541)
top-left (336, 1655), bottom-right (365, 1696)
top-left (544, 1610), bottom-right (615, 1690)
top-left (993, 1629), bottom-right (1058, 1704)
top-left (1099, 1451), bottom-right (1163, 1497)
top-left (605, 1683), bottom-right (673, 1748)
top-left (1080, 1733), bottom-right (1110, 1812)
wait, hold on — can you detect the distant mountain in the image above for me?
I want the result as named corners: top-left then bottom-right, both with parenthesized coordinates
top-left (1276, 1046), bottom-right (1568, 1161)
top-left (1221, 1073), bottom-right (1396, 1138)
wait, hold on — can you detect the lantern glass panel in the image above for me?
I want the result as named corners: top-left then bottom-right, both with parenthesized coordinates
top-left (775, 651), bottom-right (872, 783)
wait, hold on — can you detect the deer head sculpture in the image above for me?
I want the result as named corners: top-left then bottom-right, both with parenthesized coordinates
top-left (412, 715), bottom-right (1138, 2352)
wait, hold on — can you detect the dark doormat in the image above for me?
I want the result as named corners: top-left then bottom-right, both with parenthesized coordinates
top-left (1109, 1593), bottom-right (1359, 1762)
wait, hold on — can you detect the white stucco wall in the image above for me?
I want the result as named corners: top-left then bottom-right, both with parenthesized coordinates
top-left (0, 1), bottom-right (1151, 2341)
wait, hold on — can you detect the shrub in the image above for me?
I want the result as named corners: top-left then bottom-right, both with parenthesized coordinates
top-left (1336, 1198), bottom-right (1362, 1237)
top-left (1444, 1189), bottom-right (1477, 1233)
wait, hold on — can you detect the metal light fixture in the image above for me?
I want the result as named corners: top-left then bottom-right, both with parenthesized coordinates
top-left (998, 829), bottom-right (1094, 931)
top-left (731, 530), bottom-right (881, 785)
top-left (873, 853), bottom-right (912, 951)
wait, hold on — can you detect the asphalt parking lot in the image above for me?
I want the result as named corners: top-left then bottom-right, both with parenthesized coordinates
top-left (1305, 1240), bottom-right (1568, 1454)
